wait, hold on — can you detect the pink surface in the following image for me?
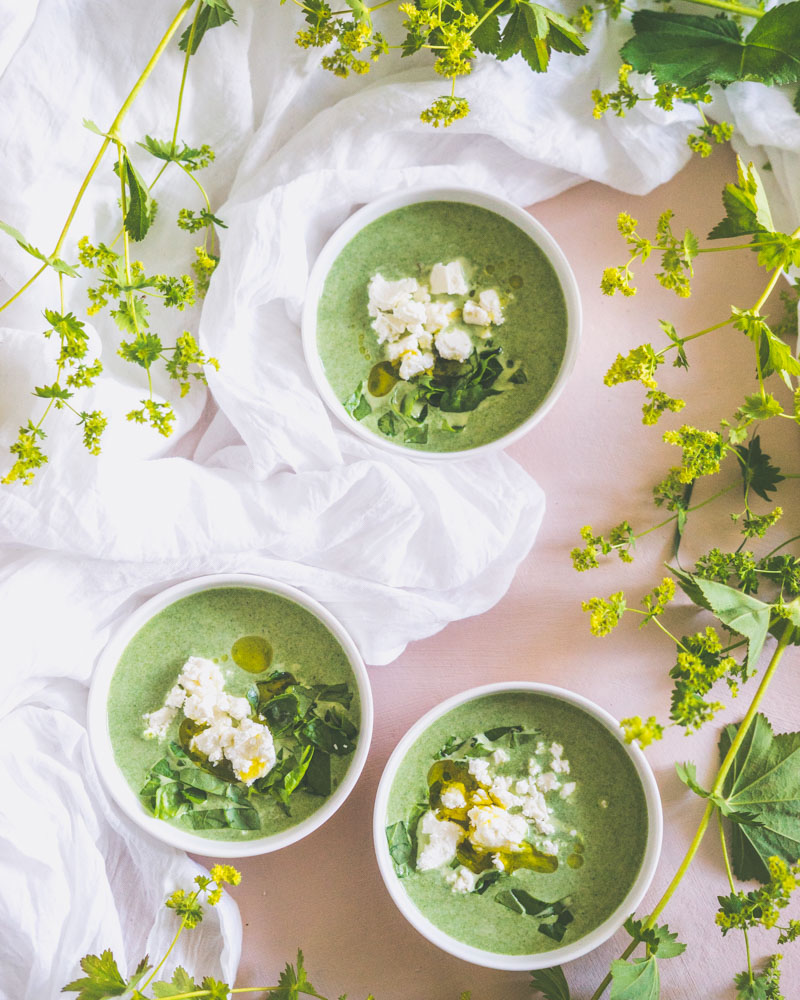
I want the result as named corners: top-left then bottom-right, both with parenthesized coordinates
top-left (196, 149), bottom-right (800, 999)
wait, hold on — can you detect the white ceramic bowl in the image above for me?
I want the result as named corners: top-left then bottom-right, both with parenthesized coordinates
top-left (302, 187), bottom-right (582, 460)
top-left (88, 574), bottom-right (373, 857)
top-left (373, 682), bottom-right (662, 970)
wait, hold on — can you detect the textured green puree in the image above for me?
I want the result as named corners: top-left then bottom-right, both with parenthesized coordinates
top-left (386, 692), bottom-right (649, 955)
top-left (316, 201), bottom-right (568, 451)
top-left (108, 586), bottom-right (360, 842)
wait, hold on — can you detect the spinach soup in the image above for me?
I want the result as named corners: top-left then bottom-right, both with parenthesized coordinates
top-left (315, 201), bottom-right (569, 453)
top-left (383, 690), bottom-right (650, 956)
top-left (107, 586), bottom-right (361, 843)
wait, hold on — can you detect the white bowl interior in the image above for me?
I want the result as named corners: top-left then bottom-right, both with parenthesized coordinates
top-left (302, 187), bottom-right (582, 461)
top-left (88, 573), bottom-right (373, 858)
top-left (372, 681), bottom-right (662, 970)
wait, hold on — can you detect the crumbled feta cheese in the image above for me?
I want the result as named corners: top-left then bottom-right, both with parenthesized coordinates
top-left (412, 285), bottom-right (431, 304)
top-left (223, 717), bottom-right (277, 785)
top-left (521, 788), bottom-right (552, 833)
top-left (430, 261), bottom-right (468, 296)
top-left (478, 288), bottom-right (504, 324)
top-left (541, 839), bottom-right (559, 856)
top-left (469, 804), bottom-right (528, 850)
top-left (493, 853), bottom-right (506, 871)
top-left (570, 829), bottom-right (578, 837)
top-left (416, 810), bottom-right (463, 871)
top-left (367, 274), bottom-right (418, 314)
top-left (424, 300), bottom-right (453, 333)
top-left (385, 333), bottom-right (419, 362)
top-left (462, 300), bottom-right (490, 326)
top-left (445, 866), bottom-right (478, 894)
top-left (490, 775), bottom-right (522, 809)
top-left (528, 757), bottom-right (542, 777)
top-left (435, 327), bottom-right (473, 362)
top-left (515, 778), bottom-right (531, 796)
top-left (560, 782), bottom-right (577, 799)
top-left (372, 311), bottom-right (408, 344)
top-left (537, 771), bottom-right (560, 793)
top-left (398, 350), bottom-right (434, 381)
top-left (142, 705), bottom-right (178, 740)
top-left (440, 785), bottom-right (467, 810)
top-left (417, 331), bottom-right (433, 351)
top-left (551, 756), bottom-right (571, 774)
top-left (393, 298), bottom-right (427, 327)
top-left (165, 685), bottom-right (186, 709)
top-left (550, 742), bottom-right (564, 757)
top-left (491, 748), bottom-right (510, 765)
top-left (535, 741), bottom-right (546, 754)
top-left (468, 757), bottom-right (491, 785)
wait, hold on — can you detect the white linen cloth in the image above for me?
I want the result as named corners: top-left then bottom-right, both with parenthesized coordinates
top-left (0, 1), bottom-right (798, 996)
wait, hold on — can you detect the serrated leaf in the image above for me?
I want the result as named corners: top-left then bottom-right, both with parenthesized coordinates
top-left (0, 220), bottom-right (80, 277)
top-left (83, 118), bottom-right (110, 138)
top-left (120, 155), bottom-right (154, 242)
top-left (200, 977), bottom-right (231, 1000)
top-left (111, 297), bottom-right (150, 334)
top-left (138, 135), bottom-right (209, 168)
top-left (34, 383), bottom-right (73, 401)
top-left (609, 956), bottom-right (660, 1000)
top-left (179, 0), bottom-right (236, 54)
top-left (622, 6), bottom-right (800, 90)
top-left (676, 760), bottom-right (709, 799)
top-left (719, 713), bottom-right (800, 882)
top-left (672, 570), bottom-right (771, 675)
top-left (735, 434), bottom-right (785, 501)
top-left (62, 950), bottom-right (127, 1000)
top-left (709, 158), bottom-right (775, 240)
top-left (270, 950), bottom-right (325, 1000)
top-left (153, 966), bottom-right (199, 997)
top-left (530, 966), bottom-right (570, 1000)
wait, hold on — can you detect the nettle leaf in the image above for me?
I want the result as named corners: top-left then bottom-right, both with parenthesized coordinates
top-left (709, 158), bottom-right (775, 239)
top-left (624, 917), bottom-right (687, 959)
top-left (463, 0), bottom-right (500, 53)
top-left (497, 1), bottom-right (586, 72)
top-left (120, 155), bottom-right (155, 242)
top-left (343, 382), bottom-right (371, 420)
top-left (0, 219), bottom-right (79, 277)
top-left (672, 569), bottom-right (770, 677)
top-left (386, 820), bottom-right (415, 877)
top-left (735, 435), bottom-right (785, 502)
top-left (719, 713), bottom-right (800, 882)
top-left (138, 135), bottom-right (211, 170)
top-left (742, 2), bottom-right (800, 86)
top-left (609, 956), bottom-right (660, 1000)
top-left (62, 950), bottom-right (128, 1000)
top-left (119, 332), bottom-right (163, 368)
top-left (179, 0), bottom-right (236, 54)
top-left (271, 950), bottom-right (323, 1000)
top-left (736, 393), bottom-right (784, 424)
top-left (530, 966), bottom-right (571, 1000)
top-left (675, 760), bottom-right (711, 800)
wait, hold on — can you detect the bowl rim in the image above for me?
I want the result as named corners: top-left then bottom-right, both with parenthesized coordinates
top-left (372, 681), bottom-right (663, 970)
top-left (88, 573), bottom-right (373, 858)
top-left (301, 186), bottom-right (583, 461)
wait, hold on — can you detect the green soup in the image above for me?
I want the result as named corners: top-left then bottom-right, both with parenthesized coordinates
top-left (316, 201), bottom-right (569, 452)
top-left (107, 586), bottom-right (361, 842)
top-left (385, 691), bottom-right (650, 955)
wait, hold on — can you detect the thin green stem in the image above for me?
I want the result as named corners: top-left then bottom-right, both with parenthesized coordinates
top-left (682, 0), bottom-right (763, 17)
top-left (634, 483), bottom-right (737, 541)
top-left (178, 162), bottom-right (212, 213)
top-left (469, 0), bottom-right (503, 35)
top-left (718, 810), bottom-right (753, 982)
top-left (171, 2), bottom-right (200, 152)
top-left (590, 620), bottom-right (793, 1000)
top-left (140, 914), bottom-right (190, 992)
top-left (762, 534), bottom-right (800, 560)
top-left (659, 318), bottom-right (731, 357)
top-left (0, 0), bottom-right (196, 314)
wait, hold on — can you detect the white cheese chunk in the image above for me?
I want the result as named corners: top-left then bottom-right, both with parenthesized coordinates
top-left (393, 298), bottom-right (428, 327)
top-left (372, 311), bottom-right (408, 344)
top-left (490, 775), bottom-right (522, 809)
top-left (445, 866), bottom-right (478, 894)
top-left (440, 785), bottom-right (467, 810)
top-left (367, 273), bottom-right (419, 314)
top-left (469, 804), bottom-right (528, 850)
top-left (424, 300), bottom-right (454, 333)
top-left (560, 781), bottom-right (577, 799)
top-left (468, 757), bottom-right (491, 785)
top-left (537, 771), bottom-right (561, 793)
top-left (435, 327), bottom-right (473, 362)
top-left (491, 748), bottom-right (510, 765)
top-left (462, 300), bottom-right (490, 326)
top-left (478, 288), bottom-right (504, 325)
top-left (430, 261), bottom-right (468, 296)
top-left (416, 810), bottom-right (463, 871)
top-left (385, 333), bottom-right (419, 362)
top-left (142, 705), bottom-right (178, 740)
top-left (398, 350), bottom-right (434, 381)
top-left (541, 839), bottom-right (559, 856)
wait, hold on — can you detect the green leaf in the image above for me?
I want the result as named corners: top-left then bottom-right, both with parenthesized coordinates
top-left (377, 410), bottom-right (398, 437)
top-left (34, 383), bottom-right (73, 401)
top-left (672, 569), bottom-right (770, 676)
top-left (119, 332), bottom-right (163, 368)
top-left (300, 716), bottom-right (356, 755)
top-left (624, 917), bottom-right (687, 959)
top-left (719, 713), bottom-right (800, 881)
top-left (188, 807), bottom-right (260, 830)
top-left (530, 967), bottom-right (570, 1000)
top-left (120, 155), bottom-right (155, 242)
top-left (497, 1), bottom-right (586, 71)
top-left (675, 760), bottom-right (710, 800)
top-left (303, 747), bottom-right (332, 796)
top-left (496, 890), bottom-right (573, 940)
top-left (736, 394), bottom-right (784, 424)
top-left (622, 6), bottom-right (800, 91)
top-left (270, 950), bottom-right (325, 1000)
top-left (138, 135), bottom-right (213, 170)
top-left (110, 296), bottom-right (150, 334)
top-left (0, 220), bottom-right (80, 277)
top-left (153, 968), bottom-right (199, 998)
top-left (200, 977), bottom-right (231, 1000)
top-left (735, 435), bottom-right (785, 501)
top-left (179, 0), bottom-right (236, 54)
top-left (343, 382), bottom-right (371, 420)
top-left (709, 158), bottom-right (775, 239)
top-left (609, 956), bottom-right (660, 1000)
top-left (61, 950), bottom-right (128, 999)
top-left (386, 820), bottom-right (415, 877)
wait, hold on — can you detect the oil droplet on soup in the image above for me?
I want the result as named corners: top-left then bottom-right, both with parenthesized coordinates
top-left (231, 634), bottom-right (273, 674)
